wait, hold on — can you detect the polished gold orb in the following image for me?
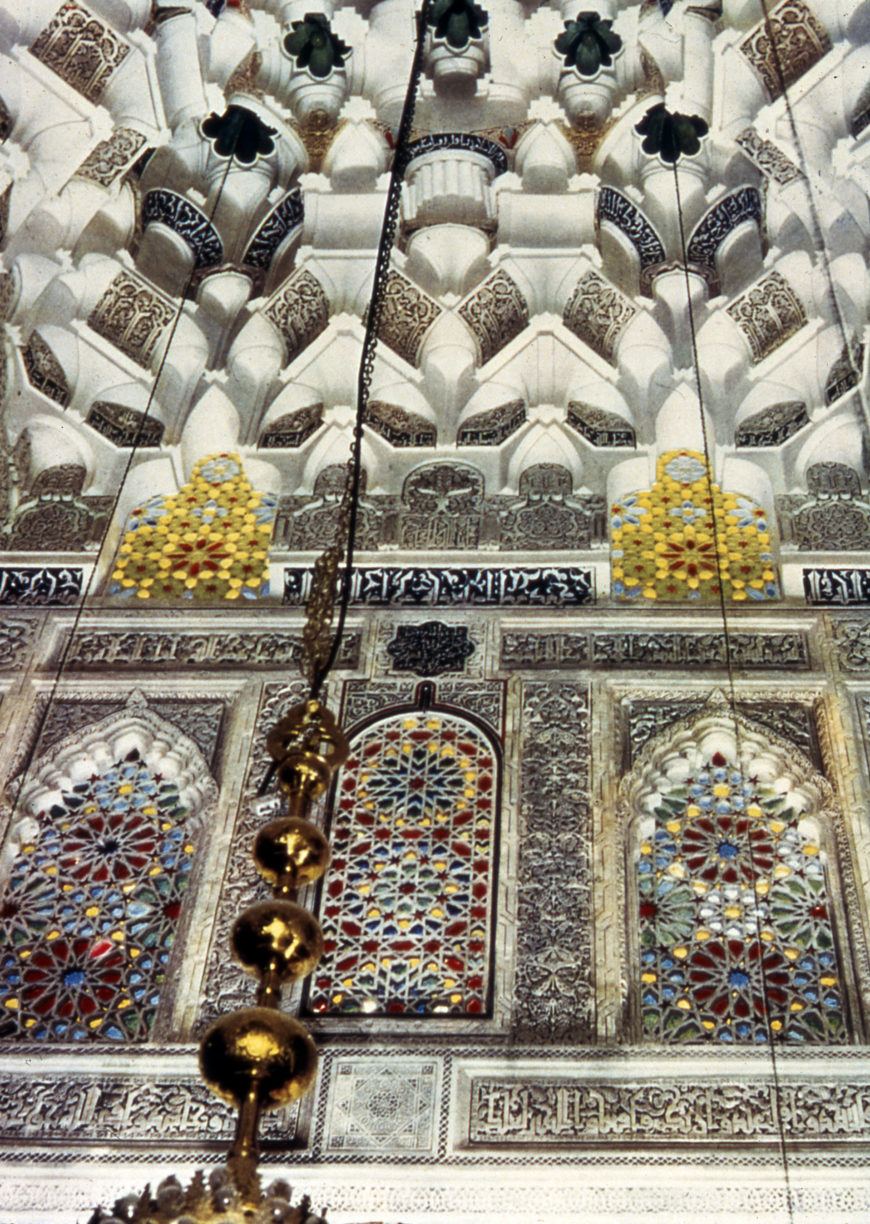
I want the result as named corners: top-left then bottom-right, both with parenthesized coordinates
top-left (253, 816), bottom-right (331, 889)
top-left (276, 748), bottom-right (333, 799)
top-left (199, 1008), bottom-right (318, 1110)
top-left (232, 901), bottom-right (324, 983)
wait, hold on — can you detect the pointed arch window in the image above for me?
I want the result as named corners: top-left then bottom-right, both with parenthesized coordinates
top-left (307, 699), bottom-right (499, 1018)
top-left (631, 706), bottom-right (847, 1043)
top-left (0, 698), bottom-right (217, 1041)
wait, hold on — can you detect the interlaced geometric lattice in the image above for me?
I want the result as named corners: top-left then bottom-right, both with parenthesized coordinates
top-left (638, 750), bottom-right (844, 1043)
top-left (109, 453), bottom-right (276, 601)
top-left (612, 449), bottom-right (779, 601)
top-left (308, 711), bottom-right (496, 1017)
top-left (0, 750), bottom-right (194, 1041)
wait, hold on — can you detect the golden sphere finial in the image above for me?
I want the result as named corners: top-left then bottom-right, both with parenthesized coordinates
top-left (232, 901), bottom-right (324, 983)
top-left (199, 1008), bottom-right (318, 1110)
top-left (253, 816), bottom-right (331, 890)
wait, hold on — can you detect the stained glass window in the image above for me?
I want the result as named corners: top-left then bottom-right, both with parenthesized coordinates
top-left (638, 750), bottom-right (845, 1043)
top-left (308, 710), bottom-right (497, 1017)
top-left (611, 449), bottom-right (779, 601)
top-left (0, 749), bottom-right (195, 1041)
top-left (108, 452), bottom-right (277, 600)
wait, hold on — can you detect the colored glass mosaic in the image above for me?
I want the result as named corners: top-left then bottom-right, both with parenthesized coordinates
top-left (0, 750), bottom-right (194, 1041)
top-left (309, 712), bottom-right (496, 1017)
top-left (109, 453), bottom-right (276, 600)
top-left (638, 751), bottom-right (844, 1043)
top-left (611, 450), bottom-right (779, 601)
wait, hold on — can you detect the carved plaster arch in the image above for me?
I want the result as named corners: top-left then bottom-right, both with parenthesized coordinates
top-left (4, 689), bottom-right (218, 870)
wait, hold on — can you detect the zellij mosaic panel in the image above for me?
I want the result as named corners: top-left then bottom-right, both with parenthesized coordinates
top-left (309, 711), bottom-right (497, 1017)
top-left (109, 452), bottom-right (276, 600)
top-left (612, 449), bottom-right (779, 601)
top-left (0, 750), bottom-right (194, 1040)
top-left (638, 751), bottom-right (844, 1042)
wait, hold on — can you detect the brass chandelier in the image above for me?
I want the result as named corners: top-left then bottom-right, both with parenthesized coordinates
top-left (86, 2), bottom-right (431, 1219)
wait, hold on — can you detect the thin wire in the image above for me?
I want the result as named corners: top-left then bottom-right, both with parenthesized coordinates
top-left (671, 161), bottom-right (797, 1224)
top-left (308, 0), bottom-right (431, 701)
top-left (2, 143), bottom-right (239, 830)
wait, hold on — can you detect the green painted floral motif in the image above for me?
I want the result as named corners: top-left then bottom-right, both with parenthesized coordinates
top-left (635, 103), bottom-right (709, 164)
top-left (284, 13), bottom-right (351, 79)
top-left (201, 106), bottom-right (276, 165)
top-left (555, 11), bottom-right (622, 76)
top-left (427, 0), bottom-right (488, 50)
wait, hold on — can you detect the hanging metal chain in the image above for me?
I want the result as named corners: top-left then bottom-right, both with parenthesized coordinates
top-left (300, 1), bottom-right (431, 694)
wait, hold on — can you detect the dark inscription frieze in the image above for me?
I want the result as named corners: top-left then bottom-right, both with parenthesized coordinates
top-left (67, 630), bottom-right (360, 669)
top-left (468, 1080), bottom-right (870, 1144)
top-left (0, 567), bottom-right (82, 605)
top-left (0, 1074), bottom-right (297, 1145)
top-left (284, 567), bottom-right (594, 607)
top-left (500, 630), bottom-right (809, 670)
top-left (804, 569), bottom-right (870, 606)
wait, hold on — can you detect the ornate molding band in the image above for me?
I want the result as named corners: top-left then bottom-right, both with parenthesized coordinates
top-left (500, 630), bottom-right (810, 670)
top-left (67, 629), bottom-right (361, 669)
top-left (0, 1073), bottom-right (297, 1146)
top-left (403, 133), bottom-right (508, 176)
top-left (468, 1078), bottom-right (870, 1144)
